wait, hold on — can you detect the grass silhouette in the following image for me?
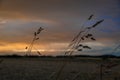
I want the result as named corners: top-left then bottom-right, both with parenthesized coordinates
top-left (54, 15), bottom-right (104, 80)
top-left (25, 27), bottom-right (44, 56)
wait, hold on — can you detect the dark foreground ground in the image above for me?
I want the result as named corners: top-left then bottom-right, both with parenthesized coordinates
top-left (0, 57), bottom-right (120, 80)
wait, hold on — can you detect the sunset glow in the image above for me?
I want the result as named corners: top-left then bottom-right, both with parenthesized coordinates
top-left (0, 0), bottom-right (120, 56)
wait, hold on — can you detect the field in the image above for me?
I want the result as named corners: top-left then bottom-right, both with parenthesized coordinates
top-left (0, 57), bottom-right (120, 80)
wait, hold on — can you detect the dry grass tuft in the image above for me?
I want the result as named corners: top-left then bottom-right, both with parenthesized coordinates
top-left (0, 59), bottom-right (3, 64)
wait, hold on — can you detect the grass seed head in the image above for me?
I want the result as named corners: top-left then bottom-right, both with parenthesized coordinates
top-left (88, 14), bottom-right (94, 20)
top-left (92, 19), bottom-right (104, 28)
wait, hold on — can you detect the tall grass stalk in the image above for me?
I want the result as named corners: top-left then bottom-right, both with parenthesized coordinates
top-left (26, 27), bottom-right (44, 56)
top-left (54, 15), bottom-right (104, 80)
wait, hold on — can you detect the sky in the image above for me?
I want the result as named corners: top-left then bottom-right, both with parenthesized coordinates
top-left (0, 0), bottom-right (120, 56)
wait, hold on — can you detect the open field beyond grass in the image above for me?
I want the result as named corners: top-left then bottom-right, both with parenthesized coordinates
top-left (0, 58), bottom-right (120, 80)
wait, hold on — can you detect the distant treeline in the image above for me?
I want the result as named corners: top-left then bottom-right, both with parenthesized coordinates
top-left (56, 54), bottom-right (120, 59)
top-left (0, 54), bottom-right (120, 58)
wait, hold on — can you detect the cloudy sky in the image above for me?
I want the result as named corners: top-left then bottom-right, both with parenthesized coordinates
top-left (0, 0), bottom-right (120, 56)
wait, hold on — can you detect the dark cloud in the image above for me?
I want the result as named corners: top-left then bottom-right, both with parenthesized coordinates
top-left (0, 0), bottom-right (119, 20)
